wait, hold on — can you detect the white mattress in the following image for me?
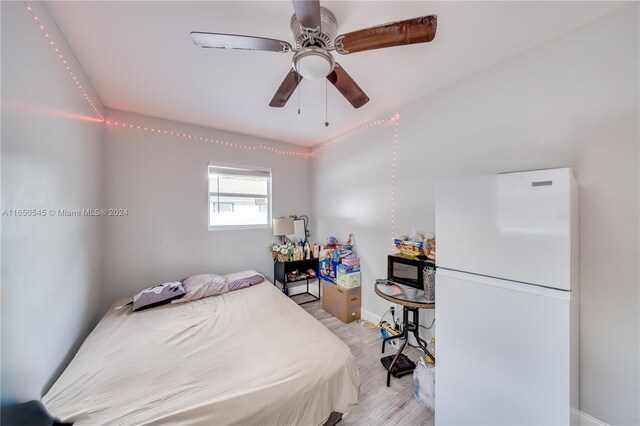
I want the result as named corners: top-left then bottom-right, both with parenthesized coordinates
top-left (42, 282), bottom-right (360, 425)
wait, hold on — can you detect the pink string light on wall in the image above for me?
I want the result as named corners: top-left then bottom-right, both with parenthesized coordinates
top-left (104, 113), bottom-right (399, 158)
top-left (22, 1), bottom-right (400, 161)
top-left (390, 115), bottom-right (400, 247)
top-left (22, 1), bottom-right (104, 121)
top-left (310, 114), bottom-right (398, 156)
top-left (105, 119), bottom-right (314, 157)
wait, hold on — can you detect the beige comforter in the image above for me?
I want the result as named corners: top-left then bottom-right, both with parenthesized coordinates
top-left (42, 282), bottom-right (360, 425)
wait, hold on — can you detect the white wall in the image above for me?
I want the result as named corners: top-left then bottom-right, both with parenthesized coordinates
top-left (1, 2), bottom-right (105, 403)
top-left (312, 5), bottom-right (639, 425)
top-left (102, 109), bottom-right (312, 310)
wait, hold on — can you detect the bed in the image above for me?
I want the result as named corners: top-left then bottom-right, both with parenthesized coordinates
top-left (42, 280), bottom-right (360, 425)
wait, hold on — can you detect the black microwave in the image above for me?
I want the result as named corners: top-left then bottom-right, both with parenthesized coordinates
top-left (387, 254), bottom-right (435, 290)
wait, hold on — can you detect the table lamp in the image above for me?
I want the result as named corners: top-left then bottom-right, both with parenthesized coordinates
top-left (273, 217), bottom-right (294, 244)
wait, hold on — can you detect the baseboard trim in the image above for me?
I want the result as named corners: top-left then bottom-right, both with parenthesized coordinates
top-left (360, 307), bottom-right (380, 324)
top-left (572, 408), bottom-right (609, 426)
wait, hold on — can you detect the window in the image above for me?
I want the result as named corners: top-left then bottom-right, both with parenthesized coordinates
top-left (212, 202), bottom-right (234, 213)
top-left (208, 163), bottom-right (271, 230)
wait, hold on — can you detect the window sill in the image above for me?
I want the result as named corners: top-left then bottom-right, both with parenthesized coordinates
top-left (208, 224), bottom-right (271, 231)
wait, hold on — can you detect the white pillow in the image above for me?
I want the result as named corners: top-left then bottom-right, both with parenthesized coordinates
top-left (172, 274), bottom-right (228, 303)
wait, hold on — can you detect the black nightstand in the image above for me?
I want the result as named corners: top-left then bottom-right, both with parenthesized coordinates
top-left (273, 258), bottom-right (320, 305)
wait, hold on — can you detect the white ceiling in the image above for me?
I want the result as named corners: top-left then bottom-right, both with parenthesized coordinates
top-left (46, 1), bottom-right (626, 146)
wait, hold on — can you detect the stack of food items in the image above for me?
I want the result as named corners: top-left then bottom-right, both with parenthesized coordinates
top-left (395, 230), bottom-right (436, 261)
top-left (319, 234), bottom-right (360, 288)
top-left (394, 238), bottom-right (424, 257)
top-left (422, 233), bottom-right (436, 262)
top-left (286, 269), bottom-right (317, 283)
top-left (320, 234), bottom-right (362, 324)
top-left (336, 255), bottom-right (360, 288)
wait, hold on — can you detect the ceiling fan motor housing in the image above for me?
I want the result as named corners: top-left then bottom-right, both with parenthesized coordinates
top-left (290, 7), bottom-right (338, 49)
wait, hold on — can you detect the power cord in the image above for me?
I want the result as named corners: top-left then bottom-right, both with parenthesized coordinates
top-left (360, 309), bottom-right (435, 351)
top-left (361, 320), bottom-right (378, 330)
top-left (420, 318), bottom-right (436, 330)
top-left (360, 307), bottom-right (392, 331)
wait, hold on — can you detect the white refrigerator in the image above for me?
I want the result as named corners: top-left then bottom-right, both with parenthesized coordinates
top-left (435, 168), bottom-right (579, 425)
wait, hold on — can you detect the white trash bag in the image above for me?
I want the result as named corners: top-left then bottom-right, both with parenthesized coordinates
top-left (413, 358), bottom-right (435, 409)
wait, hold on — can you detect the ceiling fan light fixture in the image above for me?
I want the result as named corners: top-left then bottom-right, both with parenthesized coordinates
top-left (292, 47), bottom-right (335, 80)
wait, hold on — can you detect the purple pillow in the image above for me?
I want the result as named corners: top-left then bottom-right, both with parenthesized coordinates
top-left (173, 274), bottom-right (228, 304)
top-left (132, 282), bottom-right (185, 311)
top-left (224, 272), bottom-right (265, 291)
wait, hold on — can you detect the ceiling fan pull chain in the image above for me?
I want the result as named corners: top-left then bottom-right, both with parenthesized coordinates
top-left (298, 73), bottom-right (301, 115)
top-left (325, 79), bottom-right (329, 127)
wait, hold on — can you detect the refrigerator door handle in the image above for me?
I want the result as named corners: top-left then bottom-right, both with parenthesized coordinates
top-left (437, 268), bottom-right (571, 301)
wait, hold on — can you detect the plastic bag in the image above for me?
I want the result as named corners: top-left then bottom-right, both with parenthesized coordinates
top-left (413, 357), bottom-right (435, 409)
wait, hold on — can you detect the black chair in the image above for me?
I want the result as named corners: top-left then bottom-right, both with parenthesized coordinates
top-left (1, 400), bottom-right (72, 426)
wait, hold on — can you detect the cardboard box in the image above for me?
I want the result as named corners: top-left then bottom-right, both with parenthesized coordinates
top-left (319, 259), bottom-right (340, 283)
top-left (322, 280), bottom-right (361, 324)
top-left (337, 270), bottom-right (361, 288)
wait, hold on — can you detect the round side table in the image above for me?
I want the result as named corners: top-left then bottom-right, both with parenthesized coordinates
top-left (374, 279), bottom-right (435, 387)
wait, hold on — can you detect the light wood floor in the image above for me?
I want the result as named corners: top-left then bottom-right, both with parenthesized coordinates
top-left (301, 300), bottom-right (434, 426)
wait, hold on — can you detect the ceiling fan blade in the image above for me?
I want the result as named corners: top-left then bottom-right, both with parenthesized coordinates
top-left (334, 15), bottom-right (437, 55)
top-left (327, 64), bottom-right (369, 109)
top-left (269, 69), bottom-right (303, 107)
top-left (292, 0), bottom-right (321, 29)
top-left (191, 32), bottom-right (292, 53)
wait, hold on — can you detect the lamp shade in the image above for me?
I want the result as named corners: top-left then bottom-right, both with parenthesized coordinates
top-left (273, 217), bottom-right (294, 236)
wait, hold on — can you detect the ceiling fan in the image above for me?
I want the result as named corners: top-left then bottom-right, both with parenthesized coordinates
top-left (191, 0), bottom-right (437, 109)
